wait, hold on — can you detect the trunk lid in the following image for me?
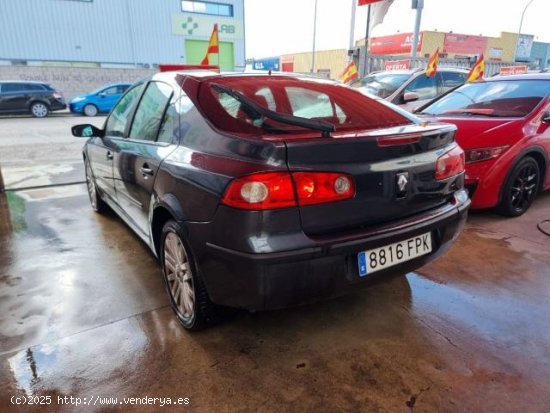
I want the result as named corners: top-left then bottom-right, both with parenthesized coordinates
top-left (284, 123), bottom-right (460, 235)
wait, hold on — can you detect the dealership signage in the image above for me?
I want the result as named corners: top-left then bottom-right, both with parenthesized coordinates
top-left (488, 47), bottom-right (503, 61)
top-left (500, 65), bottom-right (528, 75)
top-left (384, 59), bottom-right (411, 70)
top-left (370, 33), bottom-right (422, 55)
top-left (252, 57), bottom-right (280, 71)
top-left (516, 34), bottom-right (534, 61)
top-left (443, 34), bottom-right (488, 55)
top-left (172, 14), bottom-right (243, 39)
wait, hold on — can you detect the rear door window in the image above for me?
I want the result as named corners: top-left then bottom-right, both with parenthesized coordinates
top-left (404, 74), bottom-right (438, 100)
top-left (104, 83), bottom-right (145, 137)
top-left (129, 81), bottom-right (173, 142)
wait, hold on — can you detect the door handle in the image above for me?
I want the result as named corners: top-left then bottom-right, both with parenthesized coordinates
top-left (140, 165), bottom-right (154, 176)
top-left (106, 151), bottom-right (113, 160)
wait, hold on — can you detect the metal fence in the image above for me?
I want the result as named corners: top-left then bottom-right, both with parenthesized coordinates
top-left (357, 52), bottom-right (522, 78)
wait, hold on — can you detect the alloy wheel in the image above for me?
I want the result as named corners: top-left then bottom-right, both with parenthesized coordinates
top-left (510, 163), bottom-right (539, 213)
top-left (164, 232), bottom-right (195, 319)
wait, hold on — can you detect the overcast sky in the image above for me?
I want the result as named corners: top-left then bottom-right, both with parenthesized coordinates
top-left (244, 0), bottom-right (550, 58)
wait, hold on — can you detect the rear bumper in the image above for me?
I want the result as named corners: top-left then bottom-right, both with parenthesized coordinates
top-left (192, 191), bottom-right (470, 311)
top-left (50, 100), bottom-right (67, 111)
top-left (69, 102), bottom-right (84, 113)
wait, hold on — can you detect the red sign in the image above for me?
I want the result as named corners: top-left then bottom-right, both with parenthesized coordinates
top-left (500, 65), bottom-right (528, 75)
top-left (370, 33), bottom-right (422, 55)
top-left (443, 34), bottom-right (488, 55)
top-left (384, 59), bottom-right (411, 70)
top-left (358, 0), bottom-right (383, 5)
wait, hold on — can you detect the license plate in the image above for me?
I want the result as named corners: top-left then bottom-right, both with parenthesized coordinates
top-left (358, 232), bottom-right (432, 276)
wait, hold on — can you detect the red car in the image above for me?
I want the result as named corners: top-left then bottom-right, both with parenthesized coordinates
top-left (418, 74), bottom-right (550, 216)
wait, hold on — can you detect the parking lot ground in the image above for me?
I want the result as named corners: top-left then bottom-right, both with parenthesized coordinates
top-left (0, 114), bottom-right (104, 190)
top-left (1, 181), bottom-right (550, 412)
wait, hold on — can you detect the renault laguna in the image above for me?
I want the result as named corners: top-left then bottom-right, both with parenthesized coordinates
top-left (72, 70), bottom-right (469, 330)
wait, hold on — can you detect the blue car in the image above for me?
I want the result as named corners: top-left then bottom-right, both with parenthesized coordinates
top-left (69, 83), bottom-right (131, 116)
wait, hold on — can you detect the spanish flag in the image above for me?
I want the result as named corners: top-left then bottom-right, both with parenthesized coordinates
top-left (201, 24), bottom-right (219, 65)
top-left (425, 48), bottom-right (439, 78)
top-left (340, 61), bottom-right (359, 83)
top-left (467, 54), bottom-right (485, 82)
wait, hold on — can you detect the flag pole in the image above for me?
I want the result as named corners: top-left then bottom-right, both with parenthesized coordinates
top-left (362, 4), bottom-right (371, 76)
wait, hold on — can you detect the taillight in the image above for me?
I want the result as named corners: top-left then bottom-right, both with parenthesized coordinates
top-left (222, 171), bottom-right (355, 210)
top-left (222, 172), bottom-right (296, 210)
top-left (293, 172), bottom-right (355, 206)
top-left (465, 145), bottom-right (509, 163)
top-left (435, 146), bottom-right (465, 181)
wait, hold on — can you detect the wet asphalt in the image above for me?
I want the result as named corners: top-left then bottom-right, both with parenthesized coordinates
top-left (1, 116), bottom-right (550, 412)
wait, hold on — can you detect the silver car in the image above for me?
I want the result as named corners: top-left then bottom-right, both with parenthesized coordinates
top-left (351, 68), bottom-right (468, 112)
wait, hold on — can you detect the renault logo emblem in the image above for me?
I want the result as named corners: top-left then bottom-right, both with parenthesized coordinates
top-left (396, 172), bottom-right (409, 193)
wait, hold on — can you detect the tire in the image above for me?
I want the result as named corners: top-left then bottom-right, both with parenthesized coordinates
top-left (83, 104), bottom-right (98, 117)
top-left (30, 102), bottom-right (49, 118)
top-left (85, 158), bottom-right (107, 213)
top-left (497, 156), bottom-right (540, 217)
top-left (160, 220), bottom-right (216, 330)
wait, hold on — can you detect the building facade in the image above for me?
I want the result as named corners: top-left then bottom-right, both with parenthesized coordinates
top-left (0, 0), bottom-right (245, 71)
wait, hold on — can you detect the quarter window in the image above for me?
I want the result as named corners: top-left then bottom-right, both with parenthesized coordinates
top-left (2, 83), bottom-right (27, 92)
top-left (129, 82), bottom-right (173, 142)
top-left (104, 83), bottom-right (145, 137)
top-left (181, 1), bottom-right (233, 16)
top-left (440, 72), bottom-right (467, 89)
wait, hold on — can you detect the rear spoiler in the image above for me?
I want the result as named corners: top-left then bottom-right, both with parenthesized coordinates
top-left (158, 64), bottom-right (220, 73)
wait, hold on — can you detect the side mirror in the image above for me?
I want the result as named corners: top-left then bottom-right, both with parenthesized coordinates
top-left (403, 92), bottom-right (420, 103)
top-left (542, 111), bottom-right (550, 123)
top-left (99, 92), bottom-right (107, 98)
top-left (72, 124), bottom-right (104, 138)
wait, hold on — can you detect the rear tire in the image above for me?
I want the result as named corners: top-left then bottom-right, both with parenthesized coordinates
top-left (83, 104), bottom-right (98, 117)
top-left (85, 158), bottom-right (107, 213)
top-left (30, 102), bottom-right (49, 118)
top-left (496, 156), bottom-right (540, 217)
top-left (160, 220), bottom-right (216, 330)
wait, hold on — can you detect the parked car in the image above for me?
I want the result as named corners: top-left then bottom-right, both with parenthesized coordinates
top-left (351, 68), bottom-right (468, 112)
top-left (69, 83), bottom-right (131, 116)
top-left (72, 70), bottom-right (469, 330)
top-left (416, 73), bottom-right (550, 216)
top-left (0, 81), bottom-right (66, 117)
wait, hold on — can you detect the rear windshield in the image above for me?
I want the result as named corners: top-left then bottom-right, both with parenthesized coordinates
top-left (198, 76), bottom-right (412, 136)
top-left (421, 80), bottom-right (550, 117)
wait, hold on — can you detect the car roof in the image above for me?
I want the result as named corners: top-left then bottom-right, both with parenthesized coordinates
top-left (369, 67), bottom-right (468, 76)
top-left (0, 80), bottom-right (49, 84)
top-left (151, 70), bottom-right (338, 85)
top-left (486, 73), bottom-right (550, 82)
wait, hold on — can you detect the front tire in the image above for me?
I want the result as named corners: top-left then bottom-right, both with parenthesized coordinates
top-left (160, 220), bottom-right (215, 330)
top-left (83, 104), bottom-right (98, 117)
top-left (30, 102), bottom-right (49, 118)
top-left (497, 156), bottom-right (540, 217)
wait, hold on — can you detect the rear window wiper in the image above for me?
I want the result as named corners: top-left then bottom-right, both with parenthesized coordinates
top-left (210, 83), bottom-right (336, 137)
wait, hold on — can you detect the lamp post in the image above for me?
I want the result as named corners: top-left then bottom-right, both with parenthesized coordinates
top-left (515, 0), bottom-right (536, 62)
top-left (311, 0), bottom-right (319, 73)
